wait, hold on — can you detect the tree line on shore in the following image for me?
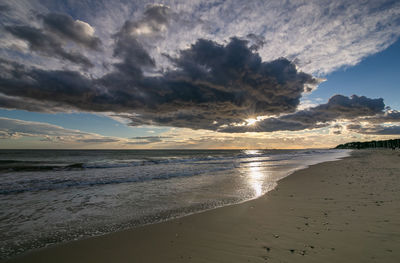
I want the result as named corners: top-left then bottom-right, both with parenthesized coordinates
top-left (335, 138), bottom-right (400, 149)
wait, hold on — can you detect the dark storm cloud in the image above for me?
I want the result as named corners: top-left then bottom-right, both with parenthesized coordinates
top-left (219, 117), bottom-right (328, 133)
top-left (112, 34), bottom-right (155, 75)
top-left (111, 4), bottom-right (171, 74)
top-left (0, 94), bottom-right (67, 113)
top-left (120, 37), bottom-right (318, 129)
top-left (220, 95), bottom-right (385, 133)
top-left (0, 34), bottom-right (318, 131)
top-left (4, 25), bottom-right (93, 67)
top-left (40, 12), bottom-right (102, 50)
top-left (0, 4), bottom-right (321, 131)
top-left (0, 3), bottom-right (11, 13)
top-left (117, 4), bottom-right (170, 38)
top-left (0, 58), bottom-right (105, 111)
top-left (347, 124), bottom-right (400, 135)
top-left (362, 110), bottom-right (400, 123)
top-left (0, 30), bottom-right (388, 134)
top-left (372, 126), bottom-right (400, 135)
top-left (283, 94), bottom-right (384, 124)
top-left (2, 11), bottom-right (102, 67)
top-left (246, 33), bottom-right (266, 51)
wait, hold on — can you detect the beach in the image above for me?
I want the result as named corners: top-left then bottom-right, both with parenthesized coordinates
top-left (0, 149), bottom-right (348, 259)
top-left (4, 149), bottom-right (400, 263)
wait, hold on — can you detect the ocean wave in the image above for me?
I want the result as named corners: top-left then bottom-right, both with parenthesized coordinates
top-left (0, 162), bottom-right (84, 172)
top-left (0, 150), bottom-right (332, 172)
top-left (0, 165), bottom-right (232, 195)
top-left (0, 150), bottom-right (337, 195)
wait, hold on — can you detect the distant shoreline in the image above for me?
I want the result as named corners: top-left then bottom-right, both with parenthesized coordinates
top-left (336, 138), bottom-right (400, 149)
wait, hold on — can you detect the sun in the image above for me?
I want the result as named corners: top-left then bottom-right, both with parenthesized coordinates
top-left (245, 118), bottom-right (258, 126)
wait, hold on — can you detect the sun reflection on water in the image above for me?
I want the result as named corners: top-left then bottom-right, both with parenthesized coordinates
top-left (242, 150), bottom-right (269, 198)
top-left (247, 160), bottom-right (268, 197)
top-left (243, 149), bottom-right (261, 155)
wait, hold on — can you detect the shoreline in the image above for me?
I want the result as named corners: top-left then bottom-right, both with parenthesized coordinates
top-left (0, 149), bottom-right (348, 260)
top-left (4, 149), bottom-right (400, 262)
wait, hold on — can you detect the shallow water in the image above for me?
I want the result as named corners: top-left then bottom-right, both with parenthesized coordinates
top-left (0, 149), bottom-right (350, 259)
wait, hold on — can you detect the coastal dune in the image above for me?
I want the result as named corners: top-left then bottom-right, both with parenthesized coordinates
top-left (5, 149), bottom-right (400, 263)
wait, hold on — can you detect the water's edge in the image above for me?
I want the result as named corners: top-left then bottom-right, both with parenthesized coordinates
top-left (1, 150), bottom-right (352, 262)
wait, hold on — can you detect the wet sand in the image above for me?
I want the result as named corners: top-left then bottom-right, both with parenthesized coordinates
top-left (4, 149), bottom-right (400, 263)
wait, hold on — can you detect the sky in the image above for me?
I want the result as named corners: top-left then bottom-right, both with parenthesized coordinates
top-left (0, 0), bottom-right (399, 149)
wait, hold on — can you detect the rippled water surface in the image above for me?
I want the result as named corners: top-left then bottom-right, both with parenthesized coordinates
top-left (0, 149), bottom-right (350, 259)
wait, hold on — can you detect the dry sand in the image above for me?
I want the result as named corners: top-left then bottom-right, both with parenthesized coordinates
top-left (4, 149), bottom-right (400, 263)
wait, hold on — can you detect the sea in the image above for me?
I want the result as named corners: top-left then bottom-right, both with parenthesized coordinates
top-left (0, 149), bottom-right (350, 259)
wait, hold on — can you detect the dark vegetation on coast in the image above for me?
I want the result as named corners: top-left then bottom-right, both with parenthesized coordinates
top-left (335, 138), bottom-right (400, 149)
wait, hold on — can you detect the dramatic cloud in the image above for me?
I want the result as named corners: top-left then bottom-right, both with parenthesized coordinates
top-left (0, 3), bottom-right (10, 13)
top-left (286, 95), bottom-right (384, 123)
top-left (4, 25), bottom-right (94, 67)
top-left (2, 10), bottom-right (101, 68)
top-left (220, 95), bottom-right (385, 133)
top-left (1, 1), bottom-right (399, 75)
top-left (40, 12), bottom-right (102, 50)
top-left (342, 109), bottom-right (400, 135)
top-left (119, 4), bottom-right (170, 37)
top-left (120, 38), bottom-right (319, 129)
top-left (0, 37), bottom-right (318, 130)
top-left (0, 59), bottom-right (96, 110)
top-left (111, 4), bottom-right (172, 75)
top-left (347, 124), bottom-right (400, 135)
top-left (361, 110), bottom-right (400, 123)
top-left (0, 93), bottom-right (70, 113)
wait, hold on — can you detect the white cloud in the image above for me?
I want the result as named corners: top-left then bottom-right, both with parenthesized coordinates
top-left (75, 20), bottom-right (94, 36)
top-left (1, 0), bottom-right (399, 76)
top-left (0, 117), bottom-right (121, 144)
top-left (144, 0), bottom-right (400, 75)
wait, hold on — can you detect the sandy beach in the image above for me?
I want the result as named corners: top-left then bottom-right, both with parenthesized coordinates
top-left (4, 149), bottom-right (400, 263)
